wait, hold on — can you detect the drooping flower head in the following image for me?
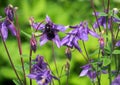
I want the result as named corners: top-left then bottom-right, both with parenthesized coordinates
top-left (61, 22), bottom-right (99, 52)
top-left (28, 55), bottom-right (57, 85)
top-left (31, 55), bottom-right (48, 72)
top-left (79, 64), bottom-right (97, 80)
top-left (0, 5), bottom-right (17, 41)
top-left (30, 15), bottom-right (68, 48)
top-left (5, 4), bottom-right (15, 21)
top-left (93, 11), bottom-right (120, 29)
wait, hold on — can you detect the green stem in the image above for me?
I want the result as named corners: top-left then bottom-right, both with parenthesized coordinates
top-left (52, 42), bottom-right (61, 85)
top-left (0, 31), bottom-right (23, 85)
top-left (82, 41), bottom-right (89, 60)
top-left (14, 10), bottom-right (26, 85)
top-left (90, 0), bottom-right (101, 32)
top-left (29, 48), bottom-right (32, 85)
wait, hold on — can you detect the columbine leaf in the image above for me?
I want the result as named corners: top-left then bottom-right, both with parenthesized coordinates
top-left (99, 12), bottom-right (108, 16)
top-left (89, 49), bottom-right (99, 57)
top-left (102, 57), bottom-right (111, 66)
top-left (13, 79), bottom-right (22, 85)
top-left (21, 30), bottom-right (31, 38)
top-left (112, 50), bottom-right (120, 54)
top-left (104, 47), bottom-right (111, 54)
top-left (113, 14), bottom-right (120, 19)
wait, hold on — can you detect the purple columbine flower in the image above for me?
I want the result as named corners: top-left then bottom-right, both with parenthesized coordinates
top-left (5, 4), bottom-right (15, 21)
top-left (79, 64), bottom-right (97, 80)
top-left (31, 55), bottom-right (48, 72)
top-left (28, 70), bottom-right (54, 85)
top-left (111, 75), bottom-right (120, 85)
top-left (28, 55), bottom-right (57, 85)
top-left (93, 12), bottom-right (120, 29)
top-left (30, 15), bottom-right (68, 48)
top-left (61, 22), bottom-right (99, 52)
top-left (115, 40), bottom-right (120, 47)
top-left (0, 5), bottom-right (16, 41)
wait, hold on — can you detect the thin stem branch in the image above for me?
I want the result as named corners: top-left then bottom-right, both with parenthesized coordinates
top-left (29, 48), bottom-right (32, 85)
top-left (115, 25), bottom-right (120, 39)
top-left (0, 31), bottom-right (23, 85)
top-left (80, 52), bottom-right (89, 63)
top-left (108, 1), bottom-right (114, 84)
top-left (82, 41), bottom-right (89, 60)
top-left (52, 42), bottom-right (61, 85)
top-left (102, 0), bottom-right (105, 11)
top-left (90, 0), bottom-right (101, 32)
top-left (14, 10), bottom-right (26, 85)
top-left (107, 0), bottom-right (110, 14)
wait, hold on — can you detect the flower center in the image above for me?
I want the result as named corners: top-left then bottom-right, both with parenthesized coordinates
top-left (45, 23), bottom-right (55, 40)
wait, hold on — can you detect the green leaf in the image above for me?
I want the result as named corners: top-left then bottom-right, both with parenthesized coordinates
top-left (21, 30), bottom-right (31, 38)
top-left (15, 65), bottom-right (23, 72)
top-left (104, 47), bottom-right (111, 54)
top-left (89, 49), bottom-right (99, 57)
top-left (99, 12), bottom-right (108, 16)
top-left (20, 54), bottom-right (29, 58)
top-left (103, 57), bottom-right (111, 66)
top-left (13, 79), bottom-right (21, 85)
top-left (112, 50), bottom-right (120, 54)
top-left (113, 14), bottom-right (120, 19)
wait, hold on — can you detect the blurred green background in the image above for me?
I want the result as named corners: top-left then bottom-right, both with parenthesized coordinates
top-left (0, 0), bottom-right (120, 85)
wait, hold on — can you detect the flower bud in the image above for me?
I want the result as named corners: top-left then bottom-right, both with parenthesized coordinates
top-left (30, 35), bottom-right (37, 52)
top-left (99, 37), bottom-right (104, 49)
top-left (113, 8), bottom-right (119, 14)
top-left (65, 47), bottom-right (71, 61)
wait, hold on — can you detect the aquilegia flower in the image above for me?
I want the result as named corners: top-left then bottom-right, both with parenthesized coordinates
top-left (111, 75), bottom-right (120, 85)
top-left (79, 64), bottom-right (97, 80)
top-left (93, 12), bottom-right (120, 29)
top-left (0, 5), bottom-right (16, 41)
top-left (61, 22), bottom-right (99, 52)
top-left (30, 15), bottom-right (68, 48)
top-left (28, 55), bottom-right (57, 85)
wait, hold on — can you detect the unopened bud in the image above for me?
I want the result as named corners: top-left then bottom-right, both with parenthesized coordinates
top-left (65, 47), bottom-right (71, 61)
top-left (99, 37), bottom-right (104, 49)
top-left (30, 35), bottom-right (37, 52)
top-left (65, 61), bottom-right (70, 73)
top-left (29, 17), bottom-right (34, 26)
top-left (113, 8), bottom-right (119, 14)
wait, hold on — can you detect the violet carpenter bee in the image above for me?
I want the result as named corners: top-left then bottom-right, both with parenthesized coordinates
top-left (45, 23), bottom-right (55, 40)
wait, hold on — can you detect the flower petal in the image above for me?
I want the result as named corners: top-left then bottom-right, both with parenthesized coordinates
top-left (87, 71), bottom-right (96, 79)
top-left (78, 27), bottom-right (88, 41)
top-left (52, 34), bottom-right (61, 48)
top-left (116, 40), bottom-right (120, 47)
top-left (45, 15), bottom-right (52, 23)
top-left (79, 69), bottom-right (89, 77)
top-left (61, 35), bottom-right (69, 46)
top-left (1, 22), bottom-right (8, 40)
top-left (55, 25), bottom-right (68, 32)
top-left (32, 22), bottom-right (45, 30)
top-left (89, 30), bottom-right (100, 38)
top-left (40, 34), bottom-right (48, 46)
top-left (8, 23), bottom-right (16, 36)
top-left (113, 17), bottom-right (120, 22)
top-left (73, 37), bottom-right (81, 52)
top-left (28, 74), bottom-right (37, 79)
top-left (66, 35), bottom-right (74, 47)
